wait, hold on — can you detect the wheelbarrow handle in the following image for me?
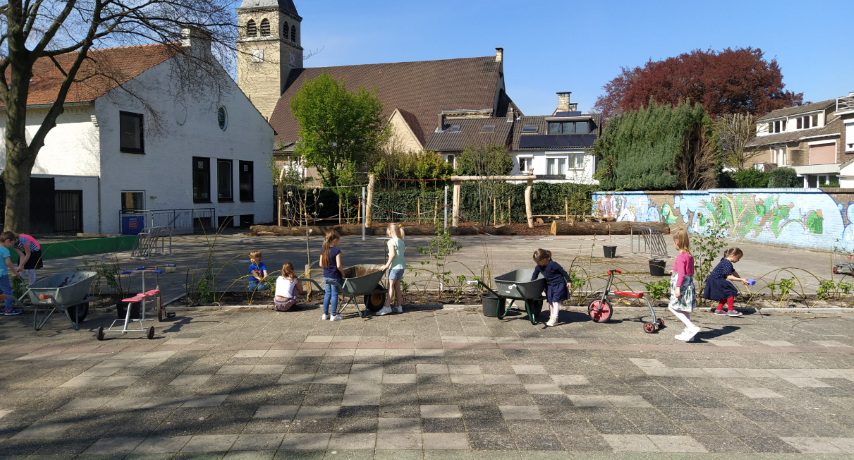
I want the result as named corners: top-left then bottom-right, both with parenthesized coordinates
top-left (468, 280), bottom-right (500, 298)
top-left (297, 278), bottom-right (324, 291)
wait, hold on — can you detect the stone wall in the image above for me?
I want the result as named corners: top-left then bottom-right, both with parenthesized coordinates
top-left (592, 189), bottom-right (854, 252)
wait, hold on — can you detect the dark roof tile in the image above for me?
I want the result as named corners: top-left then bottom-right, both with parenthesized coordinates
top-left (511, 114), bottom-right (601, 150)
top-left (424, 117), bottom-right (513, 152)
top-left (745, 116), bottom-right (843, 148)
top-left (757, 99), bottom-right (836, 121)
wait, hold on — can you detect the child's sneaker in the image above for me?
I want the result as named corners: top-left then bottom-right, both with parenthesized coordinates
top-left (393, 306), bottom-right (403, 314)
top-left (4, 309), bottom-right (21, 316)
top-left (674, 329), bottom-right (691, 340)
top-left (330, 314), bottom-right (343, 322)
top-left (376, 306), bottom-right (392, 316)
top-left (321, 314), bottom-right (329, 320)
top-left (714, 309), bottom-right (727, 315)
top-left (546, 317), bottom-right (558, 327)
top-left (727, 309), bottom-right (743, 317)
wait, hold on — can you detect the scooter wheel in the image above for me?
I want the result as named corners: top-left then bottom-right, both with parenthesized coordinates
top-left (588, 300), bottom-right (613, 323)
top-left (643, 323), bottom-right (656, 333)
top-left (97, 327), bottom-right (105, 341)
top-left (657, 318), bottom-right (665, 328)
top-left (147, 327), bottom-right (155, 339)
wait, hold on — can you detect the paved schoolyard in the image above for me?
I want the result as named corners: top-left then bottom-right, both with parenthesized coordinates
top-left (0, 298), bottom-right (853, 458)
top-left (40, 231), bottom-right (840, 303)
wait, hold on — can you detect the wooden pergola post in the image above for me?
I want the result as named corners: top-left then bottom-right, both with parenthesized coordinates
top-left (365, 174), bottom-right (375, 227)
top-left (525, 178), bottom-right (534, 228)
top-left (452, 180), bottom-right (462, 227)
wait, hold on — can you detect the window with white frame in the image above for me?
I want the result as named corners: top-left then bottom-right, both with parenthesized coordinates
top-left (443, 154), bottom-right (456, 169)
top-left (795, 114), bottom-right (819, 130)
top-left (770, 120), bottom-right (786, 133)
top-left (518, 157), bottom-right (532, 174)
top-left (569, 154), bottom-right (586, 170)
top-left (846, 122), bottom-right (854, 152)
top-left (772, 147), bottom-right (787, 166)
top-left (547, 157), bottom-right (567, 176)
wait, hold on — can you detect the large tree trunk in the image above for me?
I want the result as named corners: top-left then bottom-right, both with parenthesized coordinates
top-left (551, 220), bottom-right (670, 235)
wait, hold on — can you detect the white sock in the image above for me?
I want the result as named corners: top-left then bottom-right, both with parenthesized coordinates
top-left (668, 306), bottom-right (695, 329)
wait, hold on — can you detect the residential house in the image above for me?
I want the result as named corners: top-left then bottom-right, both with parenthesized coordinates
top-left (0, 30), bottom-right (274, 234)
top-left (423, 113), bottom-right (515, 168)
top-left (833, 92), bottom-right (854, 187)
top-left (509, 92), bottom-right (601, 184)
top-left (745, 99), bottom-right (846, 187)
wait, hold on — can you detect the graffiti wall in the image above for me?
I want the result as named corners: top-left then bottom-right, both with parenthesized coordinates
top-left (592, 189), bottom-right (854, 252)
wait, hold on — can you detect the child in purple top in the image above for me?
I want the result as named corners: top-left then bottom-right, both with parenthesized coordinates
top-left (669, 230), bottom-right (699, 342)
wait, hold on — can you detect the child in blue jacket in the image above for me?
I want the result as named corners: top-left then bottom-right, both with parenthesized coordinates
top-left (532, 248), bottom-right (572, 327)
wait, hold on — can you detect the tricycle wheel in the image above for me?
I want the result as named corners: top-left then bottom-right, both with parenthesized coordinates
top-left (656, 318), bottom-right (664, 328)
top-left (364, 284), bottom-right (385, 312)
top-left (97, 327), bottom-right (105, 341)
top-left (147, 326), bottom-right (155, 339)
top-left (69, 302), bottom-right (89, 323)
top-left (643, 323), bottom-right (656, 333)
top-left (588, 300), bottom-right (612, 323)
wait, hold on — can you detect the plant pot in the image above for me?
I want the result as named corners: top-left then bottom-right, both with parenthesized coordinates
top-left (481, 294), bottom-right (506, 317)
top-left (603, 246), bottom-right (617, 258)
top-left (116, 299), bottom-right (142, 319)
top-left (649, 259), bottom-right (666, 277)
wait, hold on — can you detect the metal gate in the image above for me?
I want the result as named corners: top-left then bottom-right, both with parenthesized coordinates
top-left (55, 190), bottom-right (83, 233)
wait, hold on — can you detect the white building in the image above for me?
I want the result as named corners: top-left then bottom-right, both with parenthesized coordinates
top-left (509, 92), bottom-right (600, 184)
top-left (0, 30), bottom-right (274, 235)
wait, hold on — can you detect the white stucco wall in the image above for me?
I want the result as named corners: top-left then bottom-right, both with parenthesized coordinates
top-left (0, 53), bottom-right (274, 235)
top-left (510, 150), bottom-right (598, 184)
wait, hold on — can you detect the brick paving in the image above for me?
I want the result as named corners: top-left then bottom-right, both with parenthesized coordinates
top-left (0, 301), bottom-right (853, 459)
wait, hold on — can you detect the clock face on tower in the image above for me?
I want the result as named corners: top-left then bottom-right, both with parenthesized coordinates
top-left (289, 52), bottom-right (295, 66)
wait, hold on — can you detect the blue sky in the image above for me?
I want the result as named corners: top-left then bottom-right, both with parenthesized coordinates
top-left (240, 0), bottom-right (854, 116)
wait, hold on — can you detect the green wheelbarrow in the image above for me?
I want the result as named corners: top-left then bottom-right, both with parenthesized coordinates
top-left (469, 268), bottom-right (547, 325)
top-left (299, 264), bottom-right (388, 318)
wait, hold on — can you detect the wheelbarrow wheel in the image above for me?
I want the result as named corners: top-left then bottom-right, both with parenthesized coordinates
top-left (528, 299), bottom-right (543, 322)
top-left (97, 327), bottom-right (105, 341)
top-left (69, 302), bottom-right (89, 323)
top-left (643, 323), bottom-right (656, 333)
top-left (364, 284), bottom-right (386, 312)
top-left (147, 326), bottom-right (155, 339)
top-left (656, 318), bottom-right (664, 329)
top-left (588, 300), bottom-right (612, 323)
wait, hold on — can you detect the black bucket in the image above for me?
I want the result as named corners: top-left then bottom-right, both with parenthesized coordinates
top-left (603, 246), bottom-right (617, 258)
top-left (116, 299), bottom-right (142, 319)
top-left (481, 294), bottom-right (506, 317)
top-left (649, 259), bottom-right (666, 277)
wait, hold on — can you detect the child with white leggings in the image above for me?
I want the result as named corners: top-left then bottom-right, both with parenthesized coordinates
top-left (669, 229), bottom-right (700, 342)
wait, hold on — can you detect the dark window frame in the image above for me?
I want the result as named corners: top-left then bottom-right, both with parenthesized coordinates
top-left (246, 19), bottom-right (257, 37)
top-left (217, 159), bottom-right (234, 202)
top-left (119, 111), bottom-right (144, 154)
top-left (193, 157), bottom-right (211, 203)
top-left (290, 25), bottom-right (296, 42)
top-left (259, 18), bottom-right (270, 36)
top-left (239, 161), bottom-right (254, 202)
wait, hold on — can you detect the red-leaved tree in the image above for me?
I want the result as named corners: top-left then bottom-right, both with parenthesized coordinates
top-left (593, 48), bottom-right (803, 120)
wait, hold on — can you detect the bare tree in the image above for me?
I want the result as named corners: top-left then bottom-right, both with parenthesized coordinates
top-left (0, 0), bottom-right (237, 232)
top-left (715, 113), bottom-right (758, 170)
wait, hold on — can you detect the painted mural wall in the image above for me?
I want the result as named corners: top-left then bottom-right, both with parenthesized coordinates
top-left (592, 189), bottom-right (854, 252)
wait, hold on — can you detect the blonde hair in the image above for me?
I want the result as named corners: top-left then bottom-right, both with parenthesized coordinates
top-left (320, 230), bottom-right (340, 268)
top-left (387, 223), bottom-right (403, 239)
top-left (249, 250), bottom-right (262, 263)
top-left (673, 229), bottom-right (690, 253)
top-left (532, 248), bottom-right (552, 262)
top-left (280, 262), bottom-right (296, 281)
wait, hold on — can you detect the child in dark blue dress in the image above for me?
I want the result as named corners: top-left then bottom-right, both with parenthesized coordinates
top-left (532, 249), bottom-right (572, 327)
top-left (703, 247), bottom-right (748, 317)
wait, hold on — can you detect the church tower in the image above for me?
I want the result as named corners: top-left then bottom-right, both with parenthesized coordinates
top-left (236, 0), bottom-right (303, 120)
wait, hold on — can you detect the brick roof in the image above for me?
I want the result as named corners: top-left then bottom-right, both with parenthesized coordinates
top-left (424, 117), bottom-right (514, 152)
top-left (511, 114), bottom-right (601, 151)
top-left (269, 56), bottom-right (509, 146)
top-left (12, 43), bottom-right (177, 106)
top-left (757, 99), bottom-right (836, 121)
top-left (745, 116), bottom-right (843, 148)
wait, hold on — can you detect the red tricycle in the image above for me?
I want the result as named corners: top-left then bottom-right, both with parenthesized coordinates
top-left (588, 269), bottom-right (664, 333)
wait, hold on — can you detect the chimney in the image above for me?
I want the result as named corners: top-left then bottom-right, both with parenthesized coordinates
top-left (495, 47), bottom-right (503, 63)
top-left (181, 26), bottom-right (212, 57)
top-left (507, 107), bottom-right (513, 122)
top-left (557, 92), bottom-right (571, 113)
top-left (437, 113), bottom-right (445, 132)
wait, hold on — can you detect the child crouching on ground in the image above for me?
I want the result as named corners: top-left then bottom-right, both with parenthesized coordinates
top-left (0, 232), bottom-right (21, 315)
top-left (532, 249), bottom-right (572, 327)
top-left (669, 229), bottom-right (699, 342)
top-left (248, 250), bottom-right (270, 292)
top-left (274, 262), bottom-right (304, 311)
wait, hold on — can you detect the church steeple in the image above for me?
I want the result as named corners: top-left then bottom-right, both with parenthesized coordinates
top-left (236, 0), bottom-right (303, 119)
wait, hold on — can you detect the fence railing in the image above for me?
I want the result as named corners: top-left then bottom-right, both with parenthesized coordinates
top-left (837, 95), bottom-right (854, 113)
